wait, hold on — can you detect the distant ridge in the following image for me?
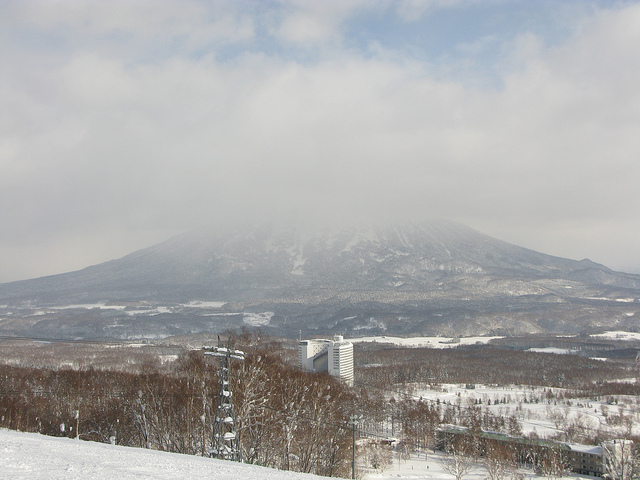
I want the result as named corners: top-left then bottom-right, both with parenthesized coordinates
top-left (1, 220), bottom-right (639, 339)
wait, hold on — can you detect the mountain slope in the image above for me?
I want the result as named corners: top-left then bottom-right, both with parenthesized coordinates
top-left (0, 429), bottom-right (330, 480)
top-left (1, 220), bottom-right (639, 339)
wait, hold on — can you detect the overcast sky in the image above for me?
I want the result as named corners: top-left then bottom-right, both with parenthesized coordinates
top-left (1, 0), bottom-right (640, 283)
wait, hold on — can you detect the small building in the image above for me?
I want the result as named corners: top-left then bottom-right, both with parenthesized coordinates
top-left (299, 335), bottom-right (354, 386)
top-left (436, 425), bottom-right (605, 477)
top-left (568, 443), bottom-right (604, 477)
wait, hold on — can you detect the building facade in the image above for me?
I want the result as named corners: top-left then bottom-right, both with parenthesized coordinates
top-left (299, 335), bottom-right (354, 386)
top-left (437, 425), bottom-right (605, 477)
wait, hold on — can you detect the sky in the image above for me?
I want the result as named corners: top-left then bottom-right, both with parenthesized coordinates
top-left (1, 0), bottom-right (640, 283)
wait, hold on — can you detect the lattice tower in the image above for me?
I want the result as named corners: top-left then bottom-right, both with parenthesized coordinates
top-left (204, 340), bottom-right (245, 461)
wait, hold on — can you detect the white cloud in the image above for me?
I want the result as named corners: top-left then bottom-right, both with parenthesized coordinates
top-left (271, 0), bottom-right (370, 44)
top-left (395, 0), bottom-right (493, 21)
top-left (1, 1), bottom-right (640, 281)
top-left (1, 0), bottom-right (255, 61)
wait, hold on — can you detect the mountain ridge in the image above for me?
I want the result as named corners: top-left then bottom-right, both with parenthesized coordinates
top-left (1, 219), bottom-right (639, 339)
top-left (0, 219), bottom-right (614, 301)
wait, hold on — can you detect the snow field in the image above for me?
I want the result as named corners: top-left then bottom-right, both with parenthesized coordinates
top-left (0, 429), bottom-right (602, 480)
top-left (411, 383), bottom-right (638, 438)
top-left (350, 336), bottom-right (503, 348)
top-left (0, 428), bottom-right (329, 480)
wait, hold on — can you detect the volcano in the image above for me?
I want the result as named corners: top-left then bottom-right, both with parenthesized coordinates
top-left (1, 220), bottom-right (639, 339)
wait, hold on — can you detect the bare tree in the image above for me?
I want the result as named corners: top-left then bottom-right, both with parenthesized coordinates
top-left (537, 447), bottom-right (570, 480)
top-left (360, 440), bottom-right (392, 473)
top-left (439, 443), bottom-right (476, 480)
top-left (603, 440), bottom-right (640, 480)
top-left (483, 441), bottom-right (516, 480)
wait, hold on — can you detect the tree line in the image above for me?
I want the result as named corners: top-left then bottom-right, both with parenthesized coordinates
top-left (2, 334), bottom-right (639, 478)
top-left (355, 343), bottom-right (634, 389)
top-left (0, 336), bottom-right (356, 477)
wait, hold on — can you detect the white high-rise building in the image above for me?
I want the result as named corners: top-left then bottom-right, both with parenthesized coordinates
top-left (299, 335), bottom-right (354, 386)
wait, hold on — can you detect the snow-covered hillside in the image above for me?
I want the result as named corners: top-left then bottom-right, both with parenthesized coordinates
top-left (0, 428), bottom-right (605, 480)
top-left (2, 219), bottom-right (639, 341)
top-left (350, 335), bottom-right (503, 348)
top-left (0, 428), bottom-right (329, 480)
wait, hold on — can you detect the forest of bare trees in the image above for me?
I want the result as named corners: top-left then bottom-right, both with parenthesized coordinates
top-left (355, 344), bottom-right (634, 389)
top-left (2, 333), bottom-right (640, 478)
top-left (0, 335), bottom-right (356, 477)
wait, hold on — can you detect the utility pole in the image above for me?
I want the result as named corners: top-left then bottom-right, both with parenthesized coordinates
top-left (349, 415), bottom-right (362, 479)
top-left (204, 337), bottom-right (245, 462)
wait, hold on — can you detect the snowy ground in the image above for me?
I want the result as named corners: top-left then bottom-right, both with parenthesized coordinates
top-left (2, 333), bottom-right (637, 479)
top-left (362, 449), bottom-right (600, 480)
top-left (353, 334), bottom-right (640, 437)
top-left (591, 331), bottom-right (640, 342)
top-left (0, 429), bottom-right (601, 480)
top-left (0, 429), bottom-right (328, 480)
top-left (408, 382), bottom-right (639, 439)
top-left (350, 331), bottom-right (640, 349)
top-left (350, 336), bottom-right (503, 348)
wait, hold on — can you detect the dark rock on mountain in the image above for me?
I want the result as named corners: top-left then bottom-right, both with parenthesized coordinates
top-left (1, 220), bottom-right (639, 340)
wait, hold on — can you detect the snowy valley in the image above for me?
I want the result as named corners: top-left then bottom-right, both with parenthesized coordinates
top-left (2, 331), bottom-right (640, 479)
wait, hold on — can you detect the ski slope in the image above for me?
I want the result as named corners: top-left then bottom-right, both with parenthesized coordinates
top-left (0, 428), bottom-right (602, 480)
top-left (0, 429), bottom-right (328, 480)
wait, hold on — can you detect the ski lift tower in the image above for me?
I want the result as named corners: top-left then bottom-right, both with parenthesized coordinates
top-left (204, 338), bottom-right (245, 462)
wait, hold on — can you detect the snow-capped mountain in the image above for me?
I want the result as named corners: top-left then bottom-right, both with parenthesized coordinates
top-left (1, 220), bottom-right (639, 339)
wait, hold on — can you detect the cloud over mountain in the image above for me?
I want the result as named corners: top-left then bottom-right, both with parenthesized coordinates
top-left (1, 220), bottom-right (638, 340)
top-left (1, 1), bottom-right (640, 282)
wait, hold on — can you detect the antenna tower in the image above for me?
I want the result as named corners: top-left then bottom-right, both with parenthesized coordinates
top-left (204, 338), bottom-right (245, 461)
